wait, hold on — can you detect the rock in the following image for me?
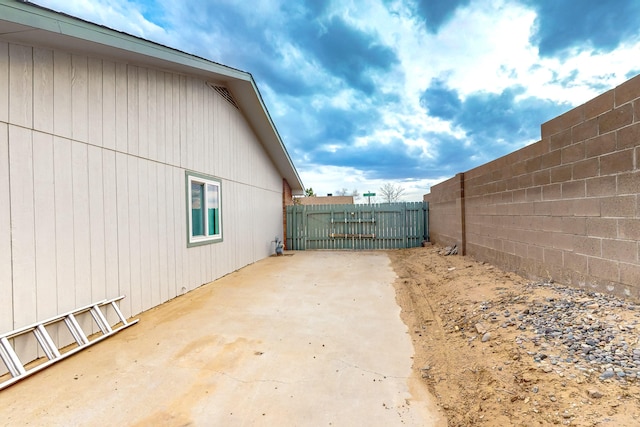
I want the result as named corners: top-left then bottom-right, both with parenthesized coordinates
top-left (475, 323), bottom-right (487, 334)
top-left (587, 389), bottom-right (604, 399)
top-left (481, 332), bottom-right (491, 342)
top-left (600, 370), bottom-right (615, 380)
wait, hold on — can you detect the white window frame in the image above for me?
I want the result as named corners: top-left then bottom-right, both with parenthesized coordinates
top-left (186, 171), bottom-right (222, 247)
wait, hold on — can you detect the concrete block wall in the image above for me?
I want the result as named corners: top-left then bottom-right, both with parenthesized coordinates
top-left (426, 74), bottom-right (640, 298)
top-left (423, 173), bottom-right (465, 250)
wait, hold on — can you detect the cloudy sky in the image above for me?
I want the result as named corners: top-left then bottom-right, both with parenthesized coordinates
top-left (33, 0), bottom-right (640, 201)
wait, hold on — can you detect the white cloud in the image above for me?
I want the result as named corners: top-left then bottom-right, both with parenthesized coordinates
top-left (299, 164), bottom-right (443, 202)
top-left (35, 0), bottom-right (168, 42)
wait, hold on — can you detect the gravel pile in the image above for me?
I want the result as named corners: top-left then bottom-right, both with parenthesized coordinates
top-left (480, 281), bottom-right (640, 383)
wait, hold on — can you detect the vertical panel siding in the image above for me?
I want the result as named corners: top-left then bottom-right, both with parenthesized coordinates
top-left (172, 167), bottom-right (186, 296)
top-left (71, 142), bottom-right (91, 325)
top-left (33, 132), bottom-right (58, 348)
top-left (32, 132), bottom-right (58, 323)
top-left (165, 165), bottom-right (177, 300)
top-left (102, 150), bottom-right (120, 324)
top-left (171, 74), bottom-right (181, 165)
top-left (0, 42), bottom-right (8, 123)
top-left (9, 125), bottom-right (37, 360)
top-left (148, 163), bottom-right (161, 309)
top-left (102, 60), bottom-right (116, 151)
top-left (156, 163), bottom-right (169, 303)
top-left (178, 75), bottom-right (187, 168)
top-left (115, 152), bottom-right (132, 318)
top-left (161, 72), bottom-right (171, 164)
top-left (137, 67), bottom-right (148, 159)
top-left (0, 124), bottom-right (12, 334)
top-left (71, 55), bottom-right (88, 143)
top-left (87, 58), bottom-right (103, 147)
top-left (187, 78), bottom-right (197, 171)
top-left (217, 92), bottom-right (231, 177)
top-left (138, 159), bottom-right (151, 311)
top-left (203, 84), bottom-right (212, 172)
top-left (193, 78), bottom-right (204, 173)
top-left (53, 51), bottom-right (72, 139)
top-left (154, 71), bottom-right (165, 163)
top-left (33, 48), bottom-right (53, 133)
top-left (53, 136), bottom-right (75, 346)
top-left (88, 145), bottom-right (106, 303)
top-left (9, 44), bottom-right (32, 128)
top-left (147, 69), bottom-right (157, 162)
top-left (127, 156), bottom-right (142, 315)
top-left (114, 63), bottom-right (128, 153)
top-left (127, 66), bottom-right (139, 156)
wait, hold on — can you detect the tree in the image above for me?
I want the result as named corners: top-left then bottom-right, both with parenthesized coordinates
top-left (379, 183), bottom-right (405, 203)
top-left (304, 187), bottom-right (316, 197)
top-left (335, 188), bottom-right (359, 199)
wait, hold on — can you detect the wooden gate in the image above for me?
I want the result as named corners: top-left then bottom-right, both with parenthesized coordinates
top-left (286, 202), bottom-right (429, 250)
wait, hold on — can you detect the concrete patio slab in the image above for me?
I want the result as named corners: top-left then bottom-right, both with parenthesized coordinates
top-left (0, 251), bottom-right (443, 426)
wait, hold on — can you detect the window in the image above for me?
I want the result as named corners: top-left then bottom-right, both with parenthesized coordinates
top-left (186, 172), bottom-right (222, 246)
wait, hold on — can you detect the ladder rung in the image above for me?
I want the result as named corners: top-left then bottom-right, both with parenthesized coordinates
top-left (110, 301), bottom-right (128, 325)
top-left (33, 324), bottom-right (61, 360)
top-left (0, 336), bottom-right (26, 377)
top-left (90, 305), bottom-right (112, 335)
top-left (64, 313), bottom-right (90, 346)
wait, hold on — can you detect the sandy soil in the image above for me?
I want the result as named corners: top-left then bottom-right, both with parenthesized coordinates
top-left (389, 246), bottom-right (640, 427)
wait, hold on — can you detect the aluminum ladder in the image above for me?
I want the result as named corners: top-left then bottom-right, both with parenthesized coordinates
top-left (0, 295), bottom-right (138, 390)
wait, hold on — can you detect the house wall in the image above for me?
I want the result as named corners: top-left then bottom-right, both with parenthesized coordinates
top-left (296, 195), bottom-right (355, 205)
top-left (425, 74), bottom-right (640, 299)
top-left (0, 40), bottom-right (285, 350)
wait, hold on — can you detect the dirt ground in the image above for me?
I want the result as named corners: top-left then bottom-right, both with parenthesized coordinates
top-left (389, 246), bottom-right (640, 427)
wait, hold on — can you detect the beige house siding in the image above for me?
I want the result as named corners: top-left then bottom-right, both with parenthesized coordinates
top-left (0, 7), bottom-right (299, 365)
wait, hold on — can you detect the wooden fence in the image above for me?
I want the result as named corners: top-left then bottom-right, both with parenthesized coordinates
top-left (286, 202), bottom-right (428, 250)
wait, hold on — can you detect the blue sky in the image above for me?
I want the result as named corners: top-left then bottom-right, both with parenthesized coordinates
top-left (33, 0), bottom-right (640, 201)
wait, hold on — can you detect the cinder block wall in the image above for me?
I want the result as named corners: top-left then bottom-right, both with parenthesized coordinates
top-left (427, 74), bottom-right (640, 298)
top-left (424, 173), bottom-right (465, 249)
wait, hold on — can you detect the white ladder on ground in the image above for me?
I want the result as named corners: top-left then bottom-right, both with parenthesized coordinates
top-left (0, 295), bottom-right (138, 391)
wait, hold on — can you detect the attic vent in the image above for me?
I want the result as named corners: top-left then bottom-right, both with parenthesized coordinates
top-left (207, 83), bottom-right (239, 109)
